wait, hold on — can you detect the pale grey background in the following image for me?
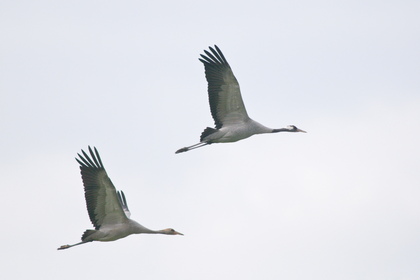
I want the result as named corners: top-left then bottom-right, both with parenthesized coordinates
top-left (1, 1), bottom-right (419, 279)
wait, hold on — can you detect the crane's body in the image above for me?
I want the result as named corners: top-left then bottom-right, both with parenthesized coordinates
top-left (82, 220), bottom-right (158, 242)
top-left (176, 45), bottom-right (306, 154)
top-left (202, 120), bottom-right (272, 143)
top-left (58, 147), bottom-right (182, 250)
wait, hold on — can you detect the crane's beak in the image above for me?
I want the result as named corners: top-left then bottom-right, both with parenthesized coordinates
top-left (297, 128), bottom-right (307, 133)
top-left (175, 231), bottom-right (184, 236)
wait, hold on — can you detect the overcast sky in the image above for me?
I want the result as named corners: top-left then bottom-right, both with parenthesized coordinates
top-left (1, 1), bottom-right (419, 279)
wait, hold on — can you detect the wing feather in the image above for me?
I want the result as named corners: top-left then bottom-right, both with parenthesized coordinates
top-left (199, 45), bottom-right (249, 129)
top-left (76, 147), bottom-right (128, 229)
top-left (117, 191), bottom-right (131, 218)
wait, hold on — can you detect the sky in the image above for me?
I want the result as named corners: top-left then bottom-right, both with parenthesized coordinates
top-left (1, 0), bottom-right (419, 279)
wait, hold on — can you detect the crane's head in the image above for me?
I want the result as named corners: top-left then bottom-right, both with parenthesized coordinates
top-left (273, 125), bottom-right (306, 133)
top-left (159, 228), bottom-right (184, 235)
top-left (287, 125), bottom-right (306, 133)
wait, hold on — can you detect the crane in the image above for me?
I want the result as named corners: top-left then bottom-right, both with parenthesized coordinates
top-left (58, 146), bottom-right (182, 250)
top-left (176, 45), bottom-right (306, 154)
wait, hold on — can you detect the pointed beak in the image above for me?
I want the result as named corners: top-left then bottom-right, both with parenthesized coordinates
top-left (297, 129), bottom-right (307, 133)
top-left (175, 231), bottom-right (184, 236)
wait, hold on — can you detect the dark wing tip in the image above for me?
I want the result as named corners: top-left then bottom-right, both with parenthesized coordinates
top-left (93, 147), bottom-right (104, 168)
top-left (76, 146), bottom-right (104, 169)
top-left (213, 45), bottom-right (228, 64)
top-left (199, 45), bottom-right (229, 66)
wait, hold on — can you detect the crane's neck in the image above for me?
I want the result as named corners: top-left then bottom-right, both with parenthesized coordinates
top-left (138, 228), bottom-right (172, 235)
top-left (130, 220), bottom-right (160, 234)
top-left (248, 120), bottom-right (274, 134)
top-left (272, 128), bottom-right (293, 133)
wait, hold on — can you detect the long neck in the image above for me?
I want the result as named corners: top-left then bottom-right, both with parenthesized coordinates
top-left (249, 120), bottom-right (273, 134)
top-left (131, 220), bottom-right (160, 234)
top-left (272, 128), bottom-right (292, 133)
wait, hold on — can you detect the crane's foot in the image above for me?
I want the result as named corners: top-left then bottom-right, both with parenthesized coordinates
top-left (57, 245), bottom-right (70, 250)
top-left (175, 147), bottom-right (188, 154)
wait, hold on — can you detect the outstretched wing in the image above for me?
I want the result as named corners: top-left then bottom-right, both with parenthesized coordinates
top-left (199, 45), bottom-right (250, 129)
top-left (117, 191), bottom-right (131, 218)
top-left (76, 147), bottom-right (128, 229)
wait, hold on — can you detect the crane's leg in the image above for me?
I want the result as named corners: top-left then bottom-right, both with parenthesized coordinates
top-left (57, 241), bottom-right (90, 250)
top-left (175, 142), bottom-right (209, 154)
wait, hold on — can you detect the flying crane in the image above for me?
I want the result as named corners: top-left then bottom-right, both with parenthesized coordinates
top-left (58, 147), bottom-right (182, 250)
top-left (176, 45), bottom-right (306, 154)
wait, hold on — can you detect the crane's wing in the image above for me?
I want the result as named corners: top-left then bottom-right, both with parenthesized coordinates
top-left (199, 45), bottom-right (250, 129)
top-left (76, 147), bottom-right (129, 229)
top-left (117, 190), bottom-right (131, 218)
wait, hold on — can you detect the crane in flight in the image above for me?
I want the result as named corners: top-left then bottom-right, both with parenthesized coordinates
top-left (176, 45), bottom-right (306, 154)
top-left (58, 147), bottom-right (182, 250)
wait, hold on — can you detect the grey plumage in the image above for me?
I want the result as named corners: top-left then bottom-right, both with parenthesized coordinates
top-left (58, 147), bottom-right (182, 250)
top-left (176, 45), bottom-right (306, 154)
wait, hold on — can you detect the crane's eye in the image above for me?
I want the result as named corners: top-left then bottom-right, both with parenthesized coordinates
top-left (171, 229), bottom-right (175, 232)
